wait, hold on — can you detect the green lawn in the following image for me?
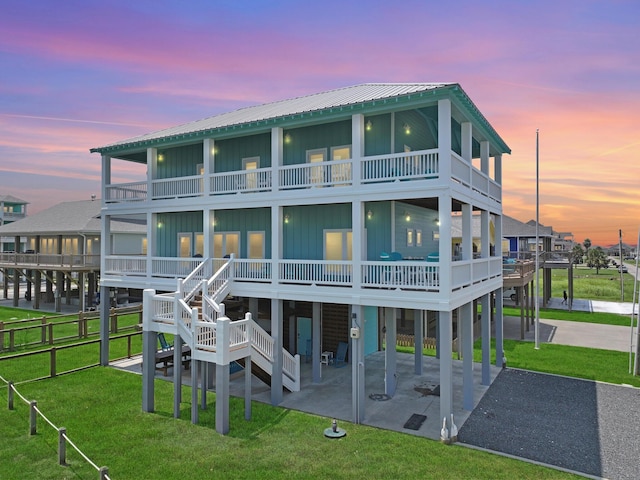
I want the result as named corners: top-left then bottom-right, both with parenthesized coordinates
top-left (550, 265), bottom-right (638, 302)
top-left (0, 367), bottom-right (576, 480)
top-left (503, 306), bottom-right (635, 326)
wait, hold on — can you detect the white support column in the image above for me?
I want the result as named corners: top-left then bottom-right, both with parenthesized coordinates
top-left (271, 299), bottom-right (283, 405)
top-left (461, 203), bottom-right (472, 261)
top-left (146, 212), bottom-right (154, 277)
top-left (204, 209), bottom-right (214, 259)
top-left (495, 214), bottom-right (503, 259)
top-left (147, 148), bottom-right (157, 201)
top-left (173, 333), bottom-right (184, 417)
top-left (439, 310), bottom-right (453, 426)
top-left (481, 293), bottom-right (491, 385)
top-left (271, 127), bottom-right (283, 192)
top-left (99, 214), bottom-right (112, 366)
top-left (481, 210), bottom-right (490, 259)
top-left (461, 301), bottom-right (474, 410)
top-left (495, 289), bottom-right (505, 368)
top-left (141, 289), bottom-right (156, 413)
top-left (312, 302), bottom-right (321, 383)
top-left (101, 155), bottom-right (111, 203)
top-left (438, 194), bottom-right (452, 290)
top-left (351, 304), bottom-right (365, 423)
top-left (271, 206), bottom-right (282, 286)
top-left (351, 201), bottom-right (363, 288)
top-left (461, 122), bottom-right (472, 163)
top-left (480, 140), bottom-right (490, 175)
top-left (202, 138), bottom-right (214, 196)
top-left (437, 99), bottom-right (452, 179)
top-left (352, 114), bottom-right (364, 186)
top-left (494, 153), bottom-right (503, 186)
top-left (414, 309), bottom-right (423, 375)
top-left (384, 307), bottom-right (397, 397)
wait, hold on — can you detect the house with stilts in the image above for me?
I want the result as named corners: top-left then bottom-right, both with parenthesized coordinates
top-left (90, 83), bottom-right (511, 435)
top-left (0, 199), bottom-right (145, 311)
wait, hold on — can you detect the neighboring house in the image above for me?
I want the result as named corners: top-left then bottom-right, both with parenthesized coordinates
top-left (91, 83), bottom-right (511, 433)
top-left (0, 199), bottom-right (145, 312)
top-left (0, 194), bottom-right (28, 253)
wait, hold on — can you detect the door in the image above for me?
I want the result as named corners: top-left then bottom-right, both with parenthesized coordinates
top-left (307, 148), bottom-right (326, 186)
top-left (330, 145), bottom-right (351, 185)
top-left (213, 232), bottom-right (240, 258)
top-left (324, 230), bottom-right (352, 276)
top-left (243, 157), bottom-right (259, 190)
top-left (297, 316), bottom-right (312, 360)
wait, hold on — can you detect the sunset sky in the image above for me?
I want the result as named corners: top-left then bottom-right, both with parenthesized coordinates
top-left (1, 0), bottom-right (638, 246)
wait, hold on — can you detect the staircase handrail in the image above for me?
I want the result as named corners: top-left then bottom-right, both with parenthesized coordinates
top-left (201, 291), bottom-right (226, 323)
top-left (180, 258), bottom-right (211, 303)
top-left (203, 255), bottom-right (234, 298)
top-left (249, 318), bottom-right (299, 388)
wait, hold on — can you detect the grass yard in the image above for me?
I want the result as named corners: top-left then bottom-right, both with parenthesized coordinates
top-left (550, 265), bottom-right (638, 302)
top-left (503, 306), bottom-right (635, 327)
top-left (0, 367), bottom-right (576, 480)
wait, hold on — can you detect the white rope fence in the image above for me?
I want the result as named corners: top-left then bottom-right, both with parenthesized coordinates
top-left (2, 375), bottom-right (111, 479)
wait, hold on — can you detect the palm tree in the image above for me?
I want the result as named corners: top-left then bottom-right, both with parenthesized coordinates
top-left (583, 238), bottom-right (592, 256)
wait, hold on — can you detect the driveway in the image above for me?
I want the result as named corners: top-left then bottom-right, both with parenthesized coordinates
top-left (459, 369), bottom-right (640, 480)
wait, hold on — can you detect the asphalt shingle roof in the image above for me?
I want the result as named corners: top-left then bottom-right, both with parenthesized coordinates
top-left (0, 200), bottom-right (144, 235)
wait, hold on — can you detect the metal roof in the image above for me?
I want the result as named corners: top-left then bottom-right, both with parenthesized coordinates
top-left (91, 83), bottom-right (511, 155)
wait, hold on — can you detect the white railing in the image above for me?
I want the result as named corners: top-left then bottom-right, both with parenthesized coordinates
top-left (234, 259), bottom-right (271, 282)
top-left (279, 260), bottom-right (352, 285)
top-left (104, 256), bottom-right (147, 276)
top-left (279, 159), bottom-right (352, 190)
top-left (152, 175), bottom-right (202, 199)
top-left (102, 147), bottom-right (508, 204)
top-left (250, 319), bottom-right (300, 391)
top-left (362, 261), bottom-right (440, 290)
top-left (152, 257), bottom-right (204, 279)
top-left (148, 293), bottom-right (176, 328)
top-left (0, 252), bottom-right (100, 268)
top-left (361, 150), bottom-right (438, 184)
top-left (105, 181), bottom-right (147, 202)
top-left (179, 258), bottom-right (212, 302)
top-left (211, 168), bottom-right (272, 195)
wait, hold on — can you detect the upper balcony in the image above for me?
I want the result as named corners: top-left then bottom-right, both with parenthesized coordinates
top-left (0, 252), bottom-right (100, 271)
top-left (104, 148), bottom-right (501, 207)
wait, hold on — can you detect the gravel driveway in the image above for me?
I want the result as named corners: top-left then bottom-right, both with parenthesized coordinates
top-left (458, 369), bottom-right (640, 480)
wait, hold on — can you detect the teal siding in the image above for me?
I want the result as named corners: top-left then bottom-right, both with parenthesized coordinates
top-left (215, 133), bottom-right (271, 172)
top-left (156, 144), bottom-right (203, 179)
top-left (393, 202), bottom-right (439, 259)
top-left (364, 201), bottom-right (392, 260)
top-left (364, 113), bottom-right (391, 156)
top-left (363, 305), bottom-right (379, 356)
top-left (156, 211), bottom-right (203, 257)
top-left (214, 208), bottom-right (272, 258)
top-left (283, 120), bottom-right (351, 166)
top-left (283, 204), bottom-right (351, 259)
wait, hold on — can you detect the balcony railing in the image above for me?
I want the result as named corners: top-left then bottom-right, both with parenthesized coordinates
top-left (0, 252), bottom-right (100, 268)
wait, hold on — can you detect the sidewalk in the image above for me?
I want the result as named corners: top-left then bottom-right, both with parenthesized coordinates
top-left (502, 297), bottom-right (637, 352)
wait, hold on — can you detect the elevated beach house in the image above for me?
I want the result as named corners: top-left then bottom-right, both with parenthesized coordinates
top-left (91, 83), bottom-right (511, 434)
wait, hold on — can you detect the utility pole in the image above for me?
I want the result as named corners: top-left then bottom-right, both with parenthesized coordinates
top-left (619, 229), bottom-right (624, 302)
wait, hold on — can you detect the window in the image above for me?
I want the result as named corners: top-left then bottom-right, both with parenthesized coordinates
top-left (330, 145), bottom-right (351, 185)
top-left (416, 229), bottom-right (422, 247)
top-left (307, 148), bottom-right (327, 185)
top-left (248, 231), bottom-right (265, 259)
top-left (407, 229), bottom-right (414, 247)
top-left (178, 233), bottom-right (192, 258)
top-left (213, 232), bottom-right (240, 258)
top-left (243, 156), bottom-right (259, 189)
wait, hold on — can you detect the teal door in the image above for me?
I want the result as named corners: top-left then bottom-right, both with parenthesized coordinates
top-left (297, 317), bottom-right (312, 359)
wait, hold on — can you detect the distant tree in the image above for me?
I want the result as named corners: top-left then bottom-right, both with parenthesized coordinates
top-left (583, 238), bottom-right (592, 255)
top-left (571, 244), bottom-right (584, 264)
top-left (587, 246), bottom-right (607, 273)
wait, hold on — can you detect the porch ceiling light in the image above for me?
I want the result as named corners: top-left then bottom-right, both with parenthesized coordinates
top-left (284, 133), bottom-right (292, 144)
top-left (366, 120), bottom-right (372, 131)
top-left (284, 214), bottom-right (290, 224)
top-left (405, 212), bottom-right (411, 222)
top-left (157, 153), bottom-right (165, 161)
top-left (403, 123), bottom-right (411, 135)
top-left (367, 210), bottom-right (373, 220)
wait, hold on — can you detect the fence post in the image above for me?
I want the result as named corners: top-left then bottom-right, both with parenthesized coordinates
top-left (99, 466), bottom-right (109, 479)
top-left (83, 316), bottom-right (89, 338)
top-left (50, 347), bottom-right (57, 378)
top-left (29, 400), bottom-right (37, 435)
top-left (9, 329), bottom-right (15, 352)
top-left (48, 323), bottom-right (54, 345)
top-left (110, 308), bottom-right (117, 334)
top-left (41, 317), bottom-right (47, 344)
top-left (78, 311), bottom-right (84, 339)
top-left (58, 427), bottom-right (67, 465)
top-left (8, 381), bottom-right (14, 410)
top-left (127, 335), bottom-right (132, 358)
top-left (0, 321), bottom-right (4, 352)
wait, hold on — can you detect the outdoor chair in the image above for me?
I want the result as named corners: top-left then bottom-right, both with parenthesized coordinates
top-left (334, 341), bottom-right (348, 368)
top-left (158, 333), bottom-right (173, 351)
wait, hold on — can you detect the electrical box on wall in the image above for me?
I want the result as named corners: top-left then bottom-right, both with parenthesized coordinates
top-left (350, 327), bottom-right (360, 339)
